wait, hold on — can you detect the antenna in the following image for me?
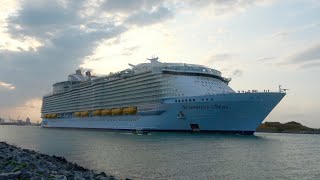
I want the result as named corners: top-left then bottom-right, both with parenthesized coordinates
top-left (147, 56), bottom-right (159, 63)
top-left (279, 85), bottom-right (289, 93)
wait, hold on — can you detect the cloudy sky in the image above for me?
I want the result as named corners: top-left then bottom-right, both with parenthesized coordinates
top-left (0, 0), bottom-right (319, 127)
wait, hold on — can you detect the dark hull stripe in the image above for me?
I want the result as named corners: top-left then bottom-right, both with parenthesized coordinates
top-left (42, 126), bottom-right (255, 135)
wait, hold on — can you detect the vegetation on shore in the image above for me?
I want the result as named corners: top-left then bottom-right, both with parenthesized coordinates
top-left (257, 121), bottom-right (320, 134)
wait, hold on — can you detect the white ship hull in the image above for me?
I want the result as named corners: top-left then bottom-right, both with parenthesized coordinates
top-left (42, 93), bottom-right (285, 134)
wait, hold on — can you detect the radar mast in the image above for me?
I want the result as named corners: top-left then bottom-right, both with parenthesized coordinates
top-left (147, 56), bottom-right (159, 63)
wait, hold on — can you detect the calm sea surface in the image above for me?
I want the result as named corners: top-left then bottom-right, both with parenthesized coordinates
top-left (0, 126), bottom-right (319, 179)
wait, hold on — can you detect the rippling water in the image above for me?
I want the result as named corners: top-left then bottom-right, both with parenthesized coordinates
top-left (0, 125), bottom-right (319, 179)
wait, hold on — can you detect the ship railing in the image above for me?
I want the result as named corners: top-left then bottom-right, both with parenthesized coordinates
top-left (236, 89), bottom-right (286, 93)
top-left (163, 66), bottom-right (222, 76)
top-left (237, 90), bottom-right (260, 93)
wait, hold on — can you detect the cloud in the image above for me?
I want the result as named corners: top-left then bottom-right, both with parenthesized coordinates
top-left (100, 0), bottom-right (173, 26)
top-left (122, 46), bottom-right (139, 56)
top-left (7, 0), bottom-right (83, 40)
top-left (180, 0), bottom-right (269, 17)
top-left (256, 57), bottom-right (281, 67)
top-left (256, 56), bottom-right (277, 63)
top-left (288, 43), bottom-right (320, 63)
top-left (259, 23), bottom-right (320, 44)
top-left (0, 81), bottom-right (15, 90)
top-left (269, 31), bottom-right (289, 39)
top-left (231, 69), bottom-right (243, 77)
top-left (125, 6), bottom-right (173, 26)
top-left (101, 0), bottom-right (164, 14)
top-left (0, 0), bottom-right (178, 109)
top-left (299, 62), bottom-right (320, 69)
top-left (207, 53), bottom-right (234, 64)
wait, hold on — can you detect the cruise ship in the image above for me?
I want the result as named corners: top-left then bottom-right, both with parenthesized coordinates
top-left (41, 57), bottom-right (286, 134)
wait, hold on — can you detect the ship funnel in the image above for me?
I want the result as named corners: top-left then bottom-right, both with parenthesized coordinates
top-left (76, 69), bottom-right (82, 75)
top-left (85, 71), bottom-right (91, 77)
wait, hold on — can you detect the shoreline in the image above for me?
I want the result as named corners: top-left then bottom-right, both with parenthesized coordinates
top-left (0, 142), bottom-right (128, 180)
top-left (256, 121), bottom-right (320, 135)
top-left (256, 130), bottom-right (320, 135)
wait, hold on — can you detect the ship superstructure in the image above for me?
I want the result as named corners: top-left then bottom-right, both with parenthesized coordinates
top-left (41, 57), bottom-right (285, 134)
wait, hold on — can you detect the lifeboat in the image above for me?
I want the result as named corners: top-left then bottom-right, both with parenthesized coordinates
top-left (74, 112), bottom-right (81, 117)
top-left (123, 106), bottom-right (137, 115)
top-left (81, 111), bottom-right (89, 117)
top-left (50, 114), bottom-right (57, 119)
top-left (44, 114), bottom-right (49, 119)
top-left (101, 109), bottom-right (112, 116)
top-left (112, 108), bottom-right (123, 115)
top-left (93, 110), bottom-right (101, 116)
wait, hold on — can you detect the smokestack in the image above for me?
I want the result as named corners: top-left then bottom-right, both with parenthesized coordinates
top-left (86, 71), bottom-right (91, 77)
top-left (76, 69), bottom-right (81, 75)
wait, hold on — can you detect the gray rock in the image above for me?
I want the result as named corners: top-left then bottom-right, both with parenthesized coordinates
top-left (3, 164), bottom-right (15, 173)
top-left (20, 171), bottom-right (34, 179)
top-left (60, 170), bottom-right (71, 176)
top-left (30, 176), bottom-right (42, 180)
top-left (37, 167), bottom-right (49, 174)
top-left (28, 162), bottom-right (37, 170)
top-left (74, 171), bottom-right (85, 180)
top-left (66, 174), bottom-right (75, 179)
top-left (96, 175), bottom-right (110, 180)
top-left (4, 156), bottom-right (13, 161)
top-left (13, 154), bottom-right (22, 163)
top-left (0, 142), bottom-right (120, 180)
top-left (49, 164), bottom-right (59, 171)
top-left (98, 172), bottom-right (107, 177)
top-left (0, 171), bottom-right (22, 179)
top-left (52, 175), bottom-right (67, 180)
top-left (84, 171), bottom-right (97, 179)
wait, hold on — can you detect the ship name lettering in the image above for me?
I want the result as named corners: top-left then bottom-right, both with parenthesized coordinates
top-left (182, 104), bottom-right (229, 110)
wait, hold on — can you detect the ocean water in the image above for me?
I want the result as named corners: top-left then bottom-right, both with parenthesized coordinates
top-left (0, 126), bottom-right (319, 179)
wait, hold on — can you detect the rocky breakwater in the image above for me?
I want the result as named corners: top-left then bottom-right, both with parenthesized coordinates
top-left (0, 142), bottom-right (126, 180)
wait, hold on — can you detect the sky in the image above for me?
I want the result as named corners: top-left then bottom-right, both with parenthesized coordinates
top-left (0, 0), bottom-right (319, 127)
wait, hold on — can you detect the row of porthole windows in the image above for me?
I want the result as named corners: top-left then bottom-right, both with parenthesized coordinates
top-left (105, 119), bottom-right (137, 122)
top-left (175, 99), bottom-right (196, 103)
top-left (196, 80), bottom-right (220, 85)
top-left (174, 98), bottom-right (215, 103)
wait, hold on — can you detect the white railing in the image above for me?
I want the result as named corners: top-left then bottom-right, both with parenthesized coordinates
top-left (236, 85), bottom-right (288, 93)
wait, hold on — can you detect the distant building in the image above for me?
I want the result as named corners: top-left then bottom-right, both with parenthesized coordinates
top-left (26, 117), bottom-right (31, 124)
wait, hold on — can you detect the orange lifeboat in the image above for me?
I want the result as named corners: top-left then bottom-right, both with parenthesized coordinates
top-left (123, 106), bottom-right (137, 115)
top-left (101, 109), bottom-right (112, 116)
top-left (81, 111), bottom-right (89, 117)
top-left (112, 108), bottom-right (123, 115)
top-left (93, 110), bottom-right (102, 116)
top-left (50, 114), bottom-right (57, 119)
top-left (74, 112), bottom-right (81, 117)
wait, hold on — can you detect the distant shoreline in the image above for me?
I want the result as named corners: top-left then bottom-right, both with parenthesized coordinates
top-left (256, 121), bottom-right (320, 134)
top-left (256, 130), bottom-right (320, 135)
top-left (0, 123), bottom-right (40, 126)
